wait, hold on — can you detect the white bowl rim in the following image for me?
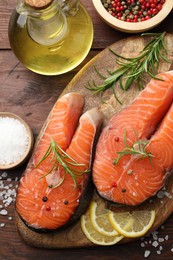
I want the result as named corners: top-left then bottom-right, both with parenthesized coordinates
top-left (92, 0), bottom-right (173, 32)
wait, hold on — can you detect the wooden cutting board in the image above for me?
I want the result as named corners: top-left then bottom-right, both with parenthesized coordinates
top-left (16, 33), bottom-right (173, 248)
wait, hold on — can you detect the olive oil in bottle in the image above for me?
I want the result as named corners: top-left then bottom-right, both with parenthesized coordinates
top-left (8, 0), bottom-right (93, 75)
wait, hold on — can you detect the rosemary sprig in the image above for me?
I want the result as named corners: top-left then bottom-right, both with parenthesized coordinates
top-left (35, 137), bottom-right (89, 188)
top-left (86, 32), bottom-right (169, 102)
top-left (113, 130), bottom-right (154, 165)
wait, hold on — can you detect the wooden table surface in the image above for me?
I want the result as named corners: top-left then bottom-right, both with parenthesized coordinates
top-left (1, 1), bottom-right (173, 259)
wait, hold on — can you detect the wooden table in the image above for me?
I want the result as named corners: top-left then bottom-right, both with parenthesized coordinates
top-left (1, 1), bottom-right (173, 259)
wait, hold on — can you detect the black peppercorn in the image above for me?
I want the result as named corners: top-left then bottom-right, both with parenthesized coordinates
top-left (42, 196), bottom-right (48, 202)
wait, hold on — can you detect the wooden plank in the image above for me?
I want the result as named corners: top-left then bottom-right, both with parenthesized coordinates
top-left (1, 181), bottom-right (173, 259)
top-left (0, 49), bottom-right (99, 134)
top-left (1, 1), bottom-right (173, 50)
top-left (0, 0), bottom-right (127, 49)
top-left (0, 1), bottom-right (173, 258)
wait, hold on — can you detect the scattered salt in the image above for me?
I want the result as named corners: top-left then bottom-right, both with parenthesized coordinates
top-left (152, 241), bottom-right (159, 247)
top-left (165, 235), bottom-right (169, 240)
top-left (158, 238), bottom-right (164, 243)
top-left (0, 209), bottom-right (8, 215)
top-left (144, 250), bottom-right (150, 258)
top-left (152, 231), bottom-right (158, 240)
top-left (0, 117), bottom-right (29, 165)
top-left (0, 172), bottom-right (17, 228)
top-left (140, 226), bottom-right (173, 258)
top-left (156, 190), bottom-right (165, 199)
top-left (1, 172), bottom-right (8, 178)
top-left (4, 197), bottom-right (13, 206)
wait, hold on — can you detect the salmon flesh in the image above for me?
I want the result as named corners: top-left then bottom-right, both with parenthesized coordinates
top-left (93, 71), bottom-right (173, 206)
top-left (16, 93), bottom-right (102, 231)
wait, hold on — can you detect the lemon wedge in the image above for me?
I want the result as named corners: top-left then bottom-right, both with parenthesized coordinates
top-left (108, 210), bottom-right (155, 238)
top-left (81, 214), bottom-right (123, 246)
top-left (89, 201), bottom-right (118, 236)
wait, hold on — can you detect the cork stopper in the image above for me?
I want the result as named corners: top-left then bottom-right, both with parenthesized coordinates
top-left (25, 0), bottom-right (53, 9)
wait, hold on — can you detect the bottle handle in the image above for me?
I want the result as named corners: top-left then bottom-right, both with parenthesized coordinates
top-left (62, 0), bottom-right (79, 16)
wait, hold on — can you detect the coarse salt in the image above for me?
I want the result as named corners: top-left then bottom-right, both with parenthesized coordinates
top-left (0, 172), bottom-right (17, 227)
top-left (0, 209), bottom-right (8, 215)
top-left (144, 250), bottom-right (151, 258)
top-left (152, 241), bottom-right (159, 247)
top-left (0, 117), bottom-right (29, 165)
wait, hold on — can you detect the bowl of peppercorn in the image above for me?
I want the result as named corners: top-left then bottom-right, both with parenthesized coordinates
top-left (92, 0), bottom-right (173, 33)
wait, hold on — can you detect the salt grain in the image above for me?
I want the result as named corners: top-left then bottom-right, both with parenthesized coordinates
top-left (0, 172), bottom-right (17, 228)
top-left (158, 238), bottom-right (164, 243)
top-left (1, 172), bottom-right (8, 178)
top-left (0, 117), bottom-right (29, 165)
top-left (152, 241), bottom-right (159, 247)
top-left (0, 209), bottom-right (8, 215)
top-left (157, 190), bottom-right (165, 199)
top-left (165, 235), bottom-right (169, 240)
top-left (144, 250), bottom-right (151, 258)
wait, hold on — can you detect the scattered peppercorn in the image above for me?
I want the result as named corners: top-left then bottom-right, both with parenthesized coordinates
top-left (64, 200), bottom-right (69, 205)
top-left (112, 182), bottom-right (117, 187)
top-left (42, 196), bottom-right (48, 202)
top-left (101, 0), bottom-right (165, 22)
top-left (127, 169), bottom-right (133, 175)
top-left (46, 206), bottom-right (51, 211)
top-left (114, 136), bottom-right (120, 142)
top-left (122, 188), bottom-right (126, 193)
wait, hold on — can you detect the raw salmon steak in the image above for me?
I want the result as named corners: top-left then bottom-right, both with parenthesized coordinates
top-left (16, 93), bottom-right (102, 231)
top-left (93, 71), bottom-right (173, 206)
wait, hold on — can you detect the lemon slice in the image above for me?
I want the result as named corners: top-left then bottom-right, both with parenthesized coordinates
top-left (108, 210), bottom-right (155, 238)
top-left (81, 214), bottom-right (123, 246)
top-left (90, 201), bottom-right (118, 236)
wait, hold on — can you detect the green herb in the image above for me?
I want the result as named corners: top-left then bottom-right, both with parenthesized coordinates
top-left (113, 130), bottom-right (154, 165)
top-left (86, 32), bottom-right (169, 102)
top-left (35, 137), bottom-right (89, 188)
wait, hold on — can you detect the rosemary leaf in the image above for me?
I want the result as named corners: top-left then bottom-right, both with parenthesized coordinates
top-left (86, 32), bottom-right (169, 102)
top-left (35, 137), bottom-right (89, 188)
top-left (113, 129), bottom-right (154, 165)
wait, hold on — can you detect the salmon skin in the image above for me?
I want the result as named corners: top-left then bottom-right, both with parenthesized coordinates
top-left (16, 93), bottom-right (102, 232)
top-left (93, 71), bottom-right (173, 206)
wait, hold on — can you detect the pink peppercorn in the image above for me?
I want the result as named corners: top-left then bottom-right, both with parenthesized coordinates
top-left (101, 0), bottom-right (165, 22)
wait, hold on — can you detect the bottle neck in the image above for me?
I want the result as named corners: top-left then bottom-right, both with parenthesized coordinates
top-left (17, 0), bottom-right (68, 46)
